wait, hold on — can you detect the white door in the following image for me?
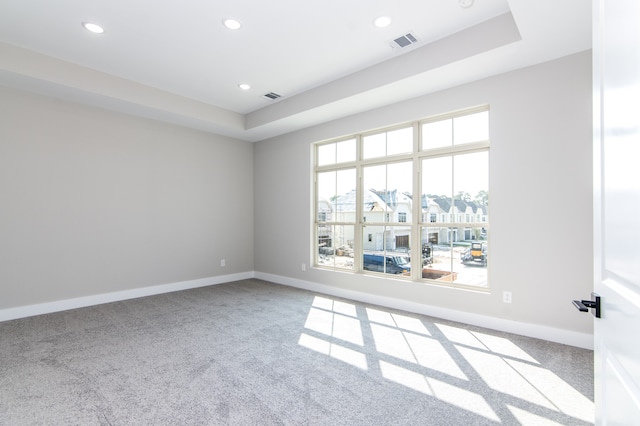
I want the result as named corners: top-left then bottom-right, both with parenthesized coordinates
top-left (593, 0), bottom-right (640, 423)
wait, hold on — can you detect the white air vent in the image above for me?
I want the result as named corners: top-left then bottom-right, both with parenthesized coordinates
top-left (390, 32), bottom-right (418, 49)
top-left (263, 92), bottom-right (282, 100)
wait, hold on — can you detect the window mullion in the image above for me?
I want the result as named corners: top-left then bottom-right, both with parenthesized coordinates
top-left (354, 137), bottom-right (363, 272)
top-left (412, 122), bottom-right (421, 281)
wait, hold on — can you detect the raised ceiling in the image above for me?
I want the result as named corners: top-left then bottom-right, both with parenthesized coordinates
top-left (0, 0), bottom-right (591, 142)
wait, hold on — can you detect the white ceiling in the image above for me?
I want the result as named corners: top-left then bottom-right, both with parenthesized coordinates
top-left (0, 0), bottom-right (591, 142)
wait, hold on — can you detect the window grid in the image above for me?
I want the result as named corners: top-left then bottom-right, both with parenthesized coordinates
top-left (314, 107), bottom-right (489, 289)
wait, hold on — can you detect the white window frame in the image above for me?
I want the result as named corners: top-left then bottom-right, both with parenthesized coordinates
top-left (313, 106), bottom-right (489, 289)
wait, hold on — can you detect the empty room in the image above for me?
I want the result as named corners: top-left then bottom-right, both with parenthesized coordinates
top-left (1, 0), bottom-right (638, 424)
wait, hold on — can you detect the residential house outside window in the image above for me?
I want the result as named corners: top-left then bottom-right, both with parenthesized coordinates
top-left (314, 107), bottom-right (489, 288)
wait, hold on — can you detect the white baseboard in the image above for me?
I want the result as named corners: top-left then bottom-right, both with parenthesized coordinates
top-left (1, 270), bottom-right (593, 350)
top-left (0, 271), bottom-right (255, 322)
top-left (254, 272), bottom-right (594, 350)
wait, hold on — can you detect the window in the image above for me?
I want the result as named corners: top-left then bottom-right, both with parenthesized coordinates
top-left (315, 165), bottom-right (356, 270)
top-left (317, 138), bottom-right (356, 166)
top-left (314, 107), bottom-right (489, 288)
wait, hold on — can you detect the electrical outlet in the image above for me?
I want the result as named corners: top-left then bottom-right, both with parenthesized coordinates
top-left (220, 259), bottom-right (226, 267)
top-left (302, 263), bottom-right (306, 271)
top-left (503, 291), bottom-right (512, 304)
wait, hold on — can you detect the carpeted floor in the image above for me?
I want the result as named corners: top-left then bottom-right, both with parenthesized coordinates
top-left (0, 279), bottom-right (594, 425)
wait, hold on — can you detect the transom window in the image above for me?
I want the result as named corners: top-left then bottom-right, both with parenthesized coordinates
top-left (313, 107), bottom-right (489, 288)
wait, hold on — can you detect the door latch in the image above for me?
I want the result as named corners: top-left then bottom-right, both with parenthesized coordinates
top-left (572, 292), bottom-right (601, 318)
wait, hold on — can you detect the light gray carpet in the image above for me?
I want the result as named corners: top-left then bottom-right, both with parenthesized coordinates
top-left (0, 279), bottom-right (594, 425)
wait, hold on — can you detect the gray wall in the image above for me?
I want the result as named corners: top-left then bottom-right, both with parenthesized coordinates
top-left (254, 51), bottom-right (593, 336)
top-left (0, 50), bottom-right (593, 339)
top-left (0, 86), bottom-right (254, 309)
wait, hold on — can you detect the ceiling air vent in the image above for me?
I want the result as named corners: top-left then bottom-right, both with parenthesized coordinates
top-left (263, 92), bottom-right (282, 101)
top-left (390, 32), bottom-right (418, 49)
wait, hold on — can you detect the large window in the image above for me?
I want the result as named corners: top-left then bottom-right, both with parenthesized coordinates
top-left (314, 107), bottom-right (489, 288)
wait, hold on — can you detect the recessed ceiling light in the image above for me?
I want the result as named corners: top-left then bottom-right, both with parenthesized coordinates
top-left (374, 16), bottom-right (391, 28)
top-left (223, 18), bottom-right (242, 30)
top-left (458, 0), bottom-right (474, 8)
top-left (82, 22), bottom-right (104, 34)
top-left (238, 83), bottom-right (251, 91)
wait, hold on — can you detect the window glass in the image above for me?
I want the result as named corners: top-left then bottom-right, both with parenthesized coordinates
top-left (454, 111), bottom-right (489, 145)
top-left (453, 151), bottom-right (489, 207)
top-left (317, 139), bottom-right (356, 166)
top-left (363, 127), bottom-right (412, 159)
top-left (363, 133), bottom-right (386, 159)
top-left (317, 169), bottom-right (356, 222)
top-left (336, 139), bottom-right (356, 163)
top-left (362, 225), bottom-right (411, 276)
top-left (317, 225), bottom-right (354, 270)
top-left (422, 110), bottom-right (489, 150)
top-left (363, 161), bottom-right (412, 222)
top-left (387, 127), bottom-right (413, 156)
top-left (317, 143), bottom-right (335, 166)
top-left (420, 227), bottom-right (487, 286)
top-left (422, 119), bottom-right (452, 150)
top-left (314, 107), bottom-right (489, 289)
top-left (422, 156), bottom-right (452, 207)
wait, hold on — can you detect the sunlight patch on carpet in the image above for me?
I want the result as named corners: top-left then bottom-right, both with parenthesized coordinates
top-left (298, 333), bottom-right (368, 370)
top-left (379, 360), bottom-right (499, 422)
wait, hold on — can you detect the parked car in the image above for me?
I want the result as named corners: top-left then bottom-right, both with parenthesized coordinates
top-left (363, 253), bottom-right (411, 275)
